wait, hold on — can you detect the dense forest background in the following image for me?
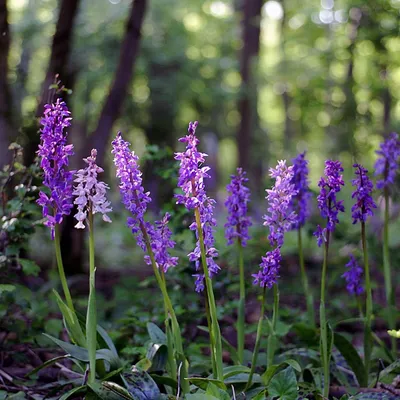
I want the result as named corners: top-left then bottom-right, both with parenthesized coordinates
top-left (1, 0), bottom-right (400, 272)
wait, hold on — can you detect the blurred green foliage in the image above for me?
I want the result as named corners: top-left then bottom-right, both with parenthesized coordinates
top-left (8, 0), bottom-right (400, 187)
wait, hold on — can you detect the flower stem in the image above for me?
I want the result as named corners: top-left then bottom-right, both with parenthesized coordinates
top-left (320, 231), bottom-right (330, 398)
top-left (298, 228), bottom-right (315, 328)
top-left (87, 211), bottom-right (97, 384)
top-left (383, 189), bottom-right (396, 356)
top-left (362, 221), bottom-right (373, 379)
top-left (194, 208), bottom-right (223, 381)
top-left (140, 222), bottom-right (189, 394)
top-left (267, 284), bottom-right (279, 368)
top-left (54, 225), bottom-right (75, 313)
top-left (245, 285), bottom-right (266, 391)
top-left (204, 288), bottom-right (217, 376)
top-left (161, 270), bottom-right (177, 380)
top-left (237, 238), bottom-right (245, 364)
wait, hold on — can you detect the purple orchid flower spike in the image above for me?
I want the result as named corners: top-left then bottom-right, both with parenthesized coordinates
top-left (175, 121), bottom-right (219, 292)
top-left (314, 160), bottom-right (345, 247)
top-left (37, 99), bottom-right (74, 239)
top-left (224, 168), bottom-right (252, 247)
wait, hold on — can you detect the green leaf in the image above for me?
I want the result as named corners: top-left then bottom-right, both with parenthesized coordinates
top-left (59, 386), bottom-right (86, 400)
top-left (25, 354), bottom-right (70, 377)
top-left (19, 258), bottom-right (40, 276)
top-left (0, 284), bottom-right (16, 295)
top-left (251, 389), bottom-right (267, 400)
top-left (101, 367), bottom-right (125, 382)
top-left (377, 359), bottom-right (400, 383)
top-left (262, 359), bottom-right (301, 386)
top-left (268, 367), bottom-right (298, 400)
top-left (135, 357), bottom-right (152, 371)
top-left (206, 382), bottom-right (230, 400)
top-left (278, 348), bottom-right (320, 363)
top-left (122, 367), bottom-right (162, 399)
top-left (147, 322), bottom-right (167, 345)
top-left (327, 322), bottom-right (334, 362)
top-left (222, 365), bottom-right (251, 379)
top-left (224, 373), bottom-right (261, 385)
top-left (188, 377), bottom-right (227, 391)
top-left (146, 343), bottom-right (168, 372)
top-left (149, 373), bottom-right (178, 390)
top-left (53, 290), bottom-right (86, 347)
top-left (43, 333), bottom-right (121, 370)
top-left (97, 324), bottom-right (119, 358)
top-left (334, 332), bottom-right (367, 387)
top-left (89, 381), bottom-right (134, 399)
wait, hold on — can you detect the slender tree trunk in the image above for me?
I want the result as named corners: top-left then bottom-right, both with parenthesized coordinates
top-left (236, 0), bottom-right (262, 174)
top-left (23, 0), bottom-right (80, 167)
top-left (86, 0), bottom-right (148, 167)
top-left (36, 0), bottom-right (80, 116)
top-left (63, 0), bottom-right (147, 275)
top-left (0, 0), bottom-right (12, 167)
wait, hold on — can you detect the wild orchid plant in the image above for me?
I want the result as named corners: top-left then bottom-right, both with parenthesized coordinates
top-left (36, 100), bottom-right (87, 348)
top-left (36, 98), bottom-right (400, 398)
top-left (247, 160), bottom-right (297, 389)
top-left (175, 121), bottom-right (223, 380)
top-left (350, 163), bottom-right (376, 380)
top-left (314, 160), bottom-right (345, 398)
top-left (72, 148), bottom-right (112, 383)
top-left (112, 132), bottom-right (189, 394)
top-left (290, 152), bottom-right (314, 327)
top-left (224, 168), bottom-right (252, 364)
top-left (36, 100), bottom-right (125, 396)
top-left (37, 99), bottom-right (75, 311)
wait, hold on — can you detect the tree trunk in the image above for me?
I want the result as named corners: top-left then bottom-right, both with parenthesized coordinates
top-left (0, 0), bottom-right (12, 167)
top-left (23, 0), bottom-right (80, 167)
top-left (236, 0), bottom-right (262, 190)
top-left (62, 0), bottom-right (147, 275)
top-left (36, 0), bottom-right (80, 116)
top-left (86, 0), bottom-right (148, 167)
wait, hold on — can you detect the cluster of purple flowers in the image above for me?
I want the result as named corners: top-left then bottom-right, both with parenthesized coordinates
top-left (224, 168), bottom-right (252, 247)
top-left (263, 161), bottom-right (298, 248)
top-left (73, 149), bottom-right (112, 229)
top-left (253, 161), bottom-right (297, 288)
top-left (175, 122), bottom-right (219, 292)
top-left (112, 132), bottom-right (177, 272)
top-left (145, 213), bottom-right (178, 273)
top-left (342, 254), bottom-right (364, 295)
top-left (351, 164), bottom-right (376, 224)
top-left (37, 99), bottom-right (74, 239)
top-left (252, 248), bottom-right (282, 289)
top-left (37, 97), bottom-right (400, 298)
top-left (375, 133), bottom-right (400, 190)
top-left (290, 152), bottom-right (312, 229)
top-left (314, 160), bottom-right (345, 247)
